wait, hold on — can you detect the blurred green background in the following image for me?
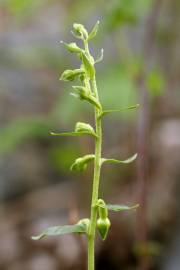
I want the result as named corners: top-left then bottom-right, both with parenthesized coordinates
top-left (0, 0), bottom-right (180, 269)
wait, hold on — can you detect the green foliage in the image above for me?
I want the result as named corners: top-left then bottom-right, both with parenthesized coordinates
top-left (146, 69), bottom-right (165, 97)
top-left (4, 0), bottom-right (46, 19)
top-left (105, 0), bottom-right (152, 30)
top-left (0, 118), bottom-right (50, 156)
top-left (98, 64), bottom-right (138, 112)
top-left (50, 144), bottom-right (81, 173)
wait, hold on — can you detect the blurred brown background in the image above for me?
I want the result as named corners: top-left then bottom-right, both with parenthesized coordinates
top-left (0, 0), bottom-right (180, 269)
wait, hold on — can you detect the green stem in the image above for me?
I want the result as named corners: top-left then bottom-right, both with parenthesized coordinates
top-left (83, 40), bottom-right (102, 270)
top-left (88, 76), bottom-right (102, 270)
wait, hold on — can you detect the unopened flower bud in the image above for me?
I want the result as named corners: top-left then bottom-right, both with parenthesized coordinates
top-left (97, 217), bottom-right (111, 240)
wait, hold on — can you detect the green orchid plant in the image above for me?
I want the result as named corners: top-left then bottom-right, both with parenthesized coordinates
top-left (32, 21), bottom-right (139, 270)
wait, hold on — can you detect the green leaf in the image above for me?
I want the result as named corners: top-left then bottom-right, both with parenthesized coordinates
top-left (81, 52), bottom-right (95, 79)
top-left (99, 203), bottom-right (139, 212)
top-left (60, 69), bottom-right (85, 81)
top-left (88, 20), bottom-right (100, 41)
top-left (70, 154), bottom-right (95, 172)
top-left (101, 153), bottom-right (137, 165)
top-left (72, 86), bottom-right (102, 110)
top-left (95, 49), bottom-right (104, 64)
top-left (100, 104), bottom-right (139, 117)
top-left (61, 41), bottom-right (82, 53)
top-left (32, 222), bottom-right (88, 240)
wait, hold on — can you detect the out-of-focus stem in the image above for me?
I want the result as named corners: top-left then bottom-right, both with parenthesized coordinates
top-left (136, 1), bottom-right (163, 269)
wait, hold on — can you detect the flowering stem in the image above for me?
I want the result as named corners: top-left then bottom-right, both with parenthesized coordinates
top-left (32, 21), bottom-right (139, 270)
top-left (88, 76), bottom-right (102, 270)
